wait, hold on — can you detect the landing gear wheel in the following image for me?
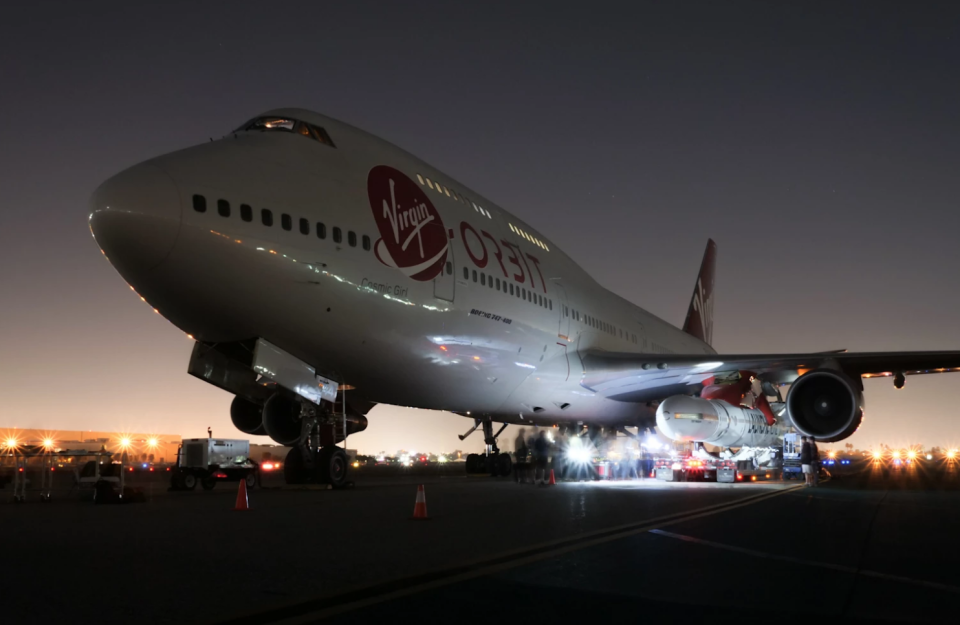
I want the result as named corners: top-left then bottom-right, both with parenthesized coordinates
top-left (466, 454), bottom-right (480, 474)
top-left (497, 453), bottom-right (513, 477)
top-left (201, 475), bottom-right (217, 490)
top-left (284, 447), bottom-right (305, 485)
top-left (318, 447), bottom-right (348, 488)
top-left (245, 472), bottom-right (257, 489)
top-left (182, 473), bottom-right (197, 491)
top-left (487, 455), bottom-right (499, 477)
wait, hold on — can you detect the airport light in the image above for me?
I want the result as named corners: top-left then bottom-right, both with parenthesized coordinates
top-left (119, 437), bottom-right (132, 450)
top-left (872, 451), bottom-right (882, 460)
top-left (828, 451), bottom-right (836, 459)
top-left (147, 437), bottom-right (159, 448)
top-left (948, 450), bottom-right (957, 460)
top-left (42, 438), bottom-right (55, 450)
top-left (927, 454), bottom-right (933, 460)
top-left (4, 437), bottom-right (18, 450)
top-left (908, 450), bottom-right (917, 460)
top-left (892, 450), bottom-right (901, 460)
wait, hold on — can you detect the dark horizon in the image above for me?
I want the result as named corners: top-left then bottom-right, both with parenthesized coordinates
top-left (2, 1), bottom-right (959, 451)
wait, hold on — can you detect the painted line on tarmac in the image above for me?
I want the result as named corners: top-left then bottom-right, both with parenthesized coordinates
top-left (649, 528), bottom-right (960, 595)
top-left (216, 483), bottom-right (801, 625)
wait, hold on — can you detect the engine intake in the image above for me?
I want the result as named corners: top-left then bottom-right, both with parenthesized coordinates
top-left (230, 396), bottom-right (266, 436)
top-left (262, 393), bottom-right (303, 445)
top-left (786, 369), bottom-right (863, 442)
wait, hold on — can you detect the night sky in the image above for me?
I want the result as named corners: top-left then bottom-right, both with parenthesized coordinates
top-left (2, 2), bottom-right (959, 453)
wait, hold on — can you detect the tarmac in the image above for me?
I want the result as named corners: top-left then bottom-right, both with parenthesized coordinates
top-left (2, 460), bottom-right (960, 624)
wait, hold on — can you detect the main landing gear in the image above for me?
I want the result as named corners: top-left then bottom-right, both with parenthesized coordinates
top-left (461, 417), bottom-right (512, 477)
top-left (274, 397), bottom-right (350, 488)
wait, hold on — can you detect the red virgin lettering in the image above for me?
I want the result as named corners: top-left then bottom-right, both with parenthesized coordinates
top-left (502, 240), bottom-right (525, 283)
top-left (526, 253), bottom-right (546, 293)
top-left (460, 222), bottom-right (488, 268)
top-left (482, 231), bottom-right (508, 278)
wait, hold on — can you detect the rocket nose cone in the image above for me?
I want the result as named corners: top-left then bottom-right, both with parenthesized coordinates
top-left (89, 163), bottom-right (182, 275)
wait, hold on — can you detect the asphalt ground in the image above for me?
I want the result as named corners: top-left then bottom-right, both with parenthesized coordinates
top-left (2, 460), bottom-right (959, 624)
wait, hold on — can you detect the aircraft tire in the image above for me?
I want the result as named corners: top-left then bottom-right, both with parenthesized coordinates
top-left (318, 447), bottom-right (348, 488)
top-left (284, 447), bottom-right (305, 485)
top-left (201, 475), bottom-right (216, 490)
top-left (497, 453), bottom-right (512, 476)
top-left (466, 454), bottom-right (479, 474)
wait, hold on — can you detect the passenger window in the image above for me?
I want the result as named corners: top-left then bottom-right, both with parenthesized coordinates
top-left (549, 300), bottom-right (553, 310)
top-left (522, 290), bottom-right (527, 301)
top-left (297, 123), bottom-right (313, 139)
top-left (509, 284), bottom-right (514, 295)
top-left (240, 204), bottom-right (252, 222)
top-left (463, 267), bottom-right (469, 280)
top-left (333, 227), bottom-right (342, 243)
top-left (217, 199), bottom-right (230, 217)
top-left (348, 231), bottom-right (357, 247)
top-left (261, 209), bottom-right (273, 226)
top-left (192, 195), bottom-right (206, 213)
top-left (472, 270), bottom-right (477, 283)
top-left (496, 278), bottom-right (501, 290)
top-left (480, 273), bottom-right (485, 286)
top-left (363, 235), bottom-right (372, 251)
top-left (281, 214), bottom-right (292, 231)
top-left (446, 261), bottom-right (452, 275)
top-left (317, 222), bottom-right (326, 239)
top-left (488, 278), bottom-right (493, 289)
top-left (299, 218), bottom-right (309, 235)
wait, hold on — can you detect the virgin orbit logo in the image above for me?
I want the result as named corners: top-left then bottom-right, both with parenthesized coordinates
top-left (368, 166), bottom-right (448, 281)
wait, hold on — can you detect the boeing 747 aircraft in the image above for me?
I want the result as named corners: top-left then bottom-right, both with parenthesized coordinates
top-left (89, 109), bottom-right (960, 485)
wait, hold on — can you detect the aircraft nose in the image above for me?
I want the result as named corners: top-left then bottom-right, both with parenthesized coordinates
top-left (89, 163), bottom-right (182, 274)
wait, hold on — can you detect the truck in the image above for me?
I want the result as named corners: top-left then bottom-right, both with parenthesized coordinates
top-left (170, 438), bottom-right (258, 491)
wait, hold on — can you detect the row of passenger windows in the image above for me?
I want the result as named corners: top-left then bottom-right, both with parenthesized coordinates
top-left (508, 223), bottom-right (550, 252)
top-left (463, 267), bottom-right (553, 310)
top-left (191, 195), bottom-right (372, 251)
top-left (562, 305), bottom-right (638, 344)
top-left (416, 173), bottom-right (492, 220)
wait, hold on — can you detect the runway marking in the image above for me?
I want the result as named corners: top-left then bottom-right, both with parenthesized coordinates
top-left (216, 484), bottom-right (801, 625)
top-left (649, 528), bottom-right (960, 595)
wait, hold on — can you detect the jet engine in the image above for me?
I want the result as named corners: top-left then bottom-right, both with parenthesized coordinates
top-left (786, 369), bottom-right (864, 442)
top-left (262, 392), bottom-right (303, 445)
top-left (230, 396), bottom-right (266, 436)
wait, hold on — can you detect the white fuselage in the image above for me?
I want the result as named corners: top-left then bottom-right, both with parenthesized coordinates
top-left (89, 108), bottom-right (715, 428)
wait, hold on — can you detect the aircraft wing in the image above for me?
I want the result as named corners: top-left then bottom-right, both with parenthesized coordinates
top-left (579, 349), bottom-right (960, 402)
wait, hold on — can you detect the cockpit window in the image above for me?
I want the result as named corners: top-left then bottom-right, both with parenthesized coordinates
top-left (238, 116), bottom-right (336, 148)
top-left (244, 117), bottom-right (297, 132)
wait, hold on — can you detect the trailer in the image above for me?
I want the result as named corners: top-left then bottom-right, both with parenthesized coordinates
top-left (170, 438), bottom-right (258, 491)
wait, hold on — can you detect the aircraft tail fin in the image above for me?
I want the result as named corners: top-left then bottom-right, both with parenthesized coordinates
top-left (682, 239), bottom-right (717, 347)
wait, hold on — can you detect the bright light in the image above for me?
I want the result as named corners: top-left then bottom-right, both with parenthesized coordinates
top-left (566, 438), bottom-right (595, 464)
top-left (147, 438), bottom-right (159, 448)
top-left (872, 451), bottom-right (882, 460)
top-left (262, 462), bottom-right (274, 470)
top-left (828, 451), bottom-right (836, 459)
top-left (352, 461), bottom-right (360, 468)
top-left (43, 438), bottom-right (55, 450)
top-left (437, 455), bottom-right (448, 463)
top-left (926, 454), bottom-right (933, 460)
top-left (908, 450), bottom-right (917, 460)
top-left (119, 437), bottom-right (131, 448)
top-left (949, 450), bottom-right (957, 460)
top-left (5, 437), bottom-right (18, 449)
top-left (892, 450), bottom-right (901, 459)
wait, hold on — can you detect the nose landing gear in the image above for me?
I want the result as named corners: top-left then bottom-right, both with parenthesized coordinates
top-left (462, 417), bottom-right (512, 477)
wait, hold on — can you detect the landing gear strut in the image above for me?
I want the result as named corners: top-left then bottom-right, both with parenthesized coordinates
top-left (464, 417), bottom-right (512, 477)
top-left (282, 399), bottom-right (350, 488)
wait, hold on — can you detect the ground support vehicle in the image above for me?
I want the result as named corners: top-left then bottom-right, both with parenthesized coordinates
top-left (170, 438), bottom-right (258, 491)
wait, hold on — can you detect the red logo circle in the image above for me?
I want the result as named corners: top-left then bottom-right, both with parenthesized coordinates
top-left (368, 166), bottom-right (448, 281)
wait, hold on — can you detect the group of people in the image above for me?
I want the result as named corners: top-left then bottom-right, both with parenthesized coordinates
top-left (799, 435), bottom-right (820, 487)
top-left (513, 428), bottom-right (552, 485)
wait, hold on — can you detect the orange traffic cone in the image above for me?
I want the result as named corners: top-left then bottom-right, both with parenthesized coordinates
top-left (234, 479), bottom-right (249, 511)
top-left (548, 469), bottom-right (556, 485)
top-left (412, 484), bottom-right (428, 519)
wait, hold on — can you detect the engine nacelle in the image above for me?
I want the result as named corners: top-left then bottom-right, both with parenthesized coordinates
top-left (230, 396), bottom-right (266, 436)
top-left (262, 393), bottom-right (303, 445)
top-left (786, 369), bottom-right (864, 442)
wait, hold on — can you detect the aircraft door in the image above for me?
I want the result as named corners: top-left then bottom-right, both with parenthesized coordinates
top-left (552, 280), bottom-right (570, 340)
top-left (433, 248), bottom-right (455, 302)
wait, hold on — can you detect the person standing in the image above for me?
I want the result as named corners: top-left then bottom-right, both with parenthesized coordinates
top-left (533, 430), bottom-right (550, 485)
top-left (810, 437), bottom-right (820, 487)
top-left (800, 436), bottom-right (814, 487)
top-left (514, 428), bottom-right (529, 484)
